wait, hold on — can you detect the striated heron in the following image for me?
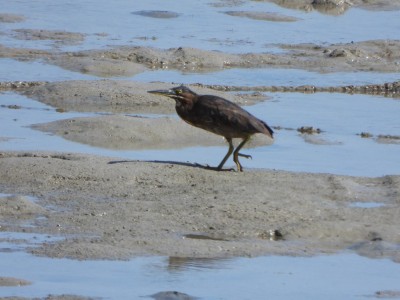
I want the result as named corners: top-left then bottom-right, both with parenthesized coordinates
top-left (148, 85), bottom-right (273, 171)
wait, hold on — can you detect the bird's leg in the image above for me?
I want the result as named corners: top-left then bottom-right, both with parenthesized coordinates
top-left (233, 137), bottom-right (251, 172)
top-left (216, 137), bottom-right (234, 171)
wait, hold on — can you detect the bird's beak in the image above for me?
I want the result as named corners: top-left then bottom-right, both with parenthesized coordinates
top-left (147, 89), bottom-right (175, 97)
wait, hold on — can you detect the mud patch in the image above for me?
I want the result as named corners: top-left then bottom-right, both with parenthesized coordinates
top-left (0, 151), bottom-right (399, 260)
top-left (13, 29), bottom-right (85, 45)
top-left (49, 54), bottom-right (148, 77)
top-left (251, 0), bottom-right (351, 15)
top-left (210, 0), bottom-right (247, 7)
top-left (263, 0), bottom-right (400, 14)
top-left (0, 194), bottom-right (47, 217)
top-left (149, 291), bottom-right (196, 300)
top-left (21, 80), bottom-right (265, 114)
top-left (132, 10), bottom-right (180, 19)
top-left (224, 11), bottom-right (300, 22)
top-left (375, 134), bottom-right (400, 145)
top-left (1, 40), bottom-right (400, 74)
top-left (373, 290), bottom-right (400, 298)
top-left (358, 133), bottom-right (400, 144)
top-left (0, 13), bottom-right (26, 23)
top-left (30, 115), bottom-right (273, 150)
top-left (0, 276), bottom-right (31, 286)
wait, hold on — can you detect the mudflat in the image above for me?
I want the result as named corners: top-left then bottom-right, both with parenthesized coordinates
top-left (1, 152), bottom-right (399, 261)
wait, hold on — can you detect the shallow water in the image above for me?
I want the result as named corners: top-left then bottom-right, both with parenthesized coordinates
top-left (0, 58), bottom-right (97, 82)
top-left (1, 250), bottom-right (400, 300)
top-left (2, 0), bottom-right (400, 52)
top-left (1, 89), bottom-right (399, 176)
top-left (134, 68), bottom-right (400, 87)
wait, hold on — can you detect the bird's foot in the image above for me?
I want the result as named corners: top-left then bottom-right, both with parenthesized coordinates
top-left (238, 153), bottom-right (252, 160)
top-left (195, 163), bottom-right (235, 172)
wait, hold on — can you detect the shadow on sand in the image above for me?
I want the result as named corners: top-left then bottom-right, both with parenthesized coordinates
top-left (107, 159), bottom-right (235, 172)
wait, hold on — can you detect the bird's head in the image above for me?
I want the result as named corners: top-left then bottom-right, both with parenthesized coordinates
top-left (148, 85), bottom-right (198, 105)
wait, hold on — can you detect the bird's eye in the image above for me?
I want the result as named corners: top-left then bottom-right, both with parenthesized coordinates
top-left (175, 89), bottom-right (182, 94)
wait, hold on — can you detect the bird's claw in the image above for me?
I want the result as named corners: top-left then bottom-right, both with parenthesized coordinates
top-left (238, 153), bottom-right (252, 160)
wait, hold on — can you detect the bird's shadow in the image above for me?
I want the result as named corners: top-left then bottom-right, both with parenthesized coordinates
top-left (108, 159), bottom-right (235, 172)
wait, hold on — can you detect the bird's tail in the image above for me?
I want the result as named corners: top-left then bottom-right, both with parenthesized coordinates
top-left (261, 121), bottom-right (274, 138)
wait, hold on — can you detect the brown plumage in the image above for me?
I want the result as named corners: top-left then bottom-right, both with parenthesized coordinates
top-left (148, 85), bottom-right (273, 171)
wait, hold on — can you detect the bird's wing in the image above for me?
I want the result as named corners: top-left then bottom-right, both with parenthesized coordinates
top-left (193, 95), bottom-right (272, 137)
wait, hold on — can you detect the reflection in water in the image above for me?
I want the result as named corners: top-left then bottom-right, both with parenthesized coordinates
top-left (167, 256), bottom-right (233, 272)
top-left (349, 240), bottom-right (400, 262)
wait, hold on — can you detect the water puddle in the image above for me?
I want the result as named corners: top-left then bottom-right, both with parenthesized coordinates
top-left (133, 68), bottom-right (400, 88)
top-left (0, 251), bottom-right (399, 299)
top-left (349, 202), bottom-right (386, 208)
top-left (0, 232), bottom-right (64, 253)
top-left (0, 58), bottom-right (97, 82)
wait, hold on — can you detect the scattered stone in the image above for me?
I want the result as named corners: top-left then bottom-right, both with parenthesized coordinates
top-left (200, 80), bottom-right (400, 97)
top-left (359, 132), bottom-right (373, 138)
top-left (328, 48), bottom-right (348, 57)
top-left (0, 81), bottom-right (47, 91)
top-left (297, 126), bottom-right (322, 134)
top-left (1, 104), bottom-right (22, 109)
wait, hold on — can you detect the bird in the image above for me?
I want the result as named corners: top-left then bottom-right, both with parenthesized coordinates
top-left (148, 85), bottom-right (274, 172)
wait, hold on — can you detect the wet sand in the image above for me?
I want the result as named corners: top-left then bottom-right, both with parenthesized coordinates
top-left (1, 39), bottom-right (400, 75)
top-left (1, 152), bottom-right (399, 262)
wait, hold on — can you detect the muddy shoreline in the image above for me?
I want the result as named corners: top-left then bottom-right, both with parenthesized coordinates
top-left (1, 39), bottom-right (400, 76)
top-left (1, 151), bottom-right (399, 262)
top-left (2, 79), bottom-right (400, 97)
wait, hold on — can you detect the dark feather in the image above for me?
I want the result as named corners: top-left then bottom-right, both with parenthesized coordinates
top-left (176, 94), bottom-right (273, 139)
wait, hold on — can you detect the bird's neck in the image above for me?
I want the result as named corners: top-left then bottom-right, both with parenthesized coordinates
top-left (175, 99), bottom-right (194, 111)
top-left (175, 101), bottom-right (195, 123)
